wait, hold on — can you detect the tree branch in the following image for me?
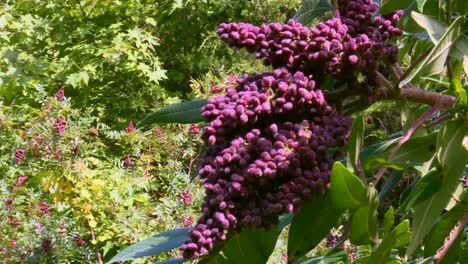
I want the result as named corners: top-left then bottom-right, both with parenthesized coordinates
top-left (397, 87), bottom-right (456, 108)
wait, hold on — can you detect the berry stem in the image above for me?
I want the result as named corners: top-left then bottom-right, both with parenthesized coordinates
top-left (331, 0), bottom-right (341, 19)
top-left (434, 213), bottom-right (468, 264)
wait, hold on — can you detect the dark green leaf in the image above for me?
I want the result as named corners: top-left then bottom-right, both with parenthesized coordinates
top-left (347, 115), bottom-right (365, 173)
top-left (387, 132), bottom-right (437, 165)
top-left (294, 249), bottom-right (347, 264)
top-left (293, 0), bottom-right (333, 25)
top-left (397, 169), bottom-right (442, 213)
top-left (368, 220), bottom-right (411, 263)
top-left (379, 0), bottom-right (412, 14)
top-left (107, 227), bottom-right (191, 263)
top-left (138, 99), bottom-right (207, 127)
top-left (379, 171), bottom-right (403, 201)
top-left (349, 185), bottom-right (379, 245)
top-left (278, 213), bottom-right (294, 233)
top-left (400, 16), bottom-right (464, 87)
top-left (330, 162), bottom-right (368, 212)
top-left (454, 0), bottom-right (468, 14)
top-left (424, 195), bottom-right (467, 258)
top-left (222, 228), bottom-right (278, 264)
top-left (408, 119), bottom-right (468, 256)
top-left (288, 193), bottom-right (343, 262)
top-left (407, 257), bottom-right (434, 264)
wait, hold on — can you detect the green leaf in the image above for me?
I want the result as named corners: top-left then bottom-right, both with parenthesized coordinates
top-left (397, 169), bottom-right (442, 213)
top-left (407, 257), bottom-right (434, 264)
top-left (368, 220), bottom-right (411, 263)
top-left (138, 99), bottom-right (207, 127)
top-left (349, 185), bottom-right (379, 245)
top-left (410, 11), bottom-right (446, 44)
top-left (424, 195), bottom-right (467, 259)
top-left (107, 227), bottom-right (191, 263)
top-left (278, 213), bottom-right (294, 232)
top-left (330, 162), bottom-right (368, 212)
top-left (379, 171), bottom-right (403, 201)
top-left (449, 60), bottom-right (467, 106)
top-left (379, 0), bottom-right (412, 14)
top-left (407, 119), bottom-right (468, 256)
top-left (154, 258), bottom-right (186, 264)
top-left (347, 115), bottom-right (365, 173)
top-left (387, 132), bottom-right (437, 165)
top-left (400, 16), bottom-right (464, 87)
top-left (293, 0), bottom-right (333, 25)
top-left (382, 207), bottom-right (395, 234)
top-left (288, 193), bottom-right (343, 262)
top-left (295, 249), bottom-right (348, 264)
top-left (222, 228), bottom-right (278, 264)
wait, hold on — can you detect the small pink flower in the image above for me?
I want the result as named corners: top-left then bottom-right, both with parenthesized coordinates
top-left (8, 216), bottom-right (21, 226)
top-left (54, 86), bottom-right (65, 101)
top-left (209, 85), bottom-right (223, 93)
top-left (226, 75), bottom-right (239, 85)
top-left (55, 117), bottom-right (66, 137)
top-left (188, 124), bottom-right (200, 135)
top-left (179, 191), bottom-right (192, 206)
top-left (282, 253), bottom-right (288, 264)
top-left (38, 201), bottom-right (51, 217)
top-left (14, 176), bottom-right (28, 188)
top-left (5, 198), bottom-right (13, 211)
top-left (89, 127), bottom-right (99, 137)
top-left (462, 176), bottom-right (468, 188)
top-left (35, 223), bottom-right (45, 234)
top-left (9, 240), bottom-right (16, 249)
top-left (73, 236), bottom-right (86, 246)
top-left (124, 155), bottom-right (132, 168)
top-left (72, 145), bottom-right (80, 155)
top-left (182, 216), bottom-right (193, 227)
top-left (126, 121), bottom-right (136, 133)
top-left (15, 149), bottom-right (25, 165)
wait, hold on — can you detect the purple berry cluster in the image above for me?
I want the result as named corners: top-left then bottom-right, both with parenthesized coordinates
top-left (181, 69), bottom-right (351, 259)
top-left (217, 0), bottom-right (403, 97)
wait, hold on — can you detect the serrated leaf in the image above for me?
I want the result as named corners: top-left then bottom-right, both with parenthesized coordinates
top-left (222, 228), bottom-right (278, 264)
top-left (407, 119), bottom-right (468, 256)
top-left (400, 16), bottom-right (464, 87)
top-left (368, 220), bottom-right (411, 263)
top-left (330, 162), bottom-right (368, 212)
top-left (295, 249), bottom-right (347, 264)
top-left (288, 193), bottom-right (343, 262)
top-left (107, 227), bottom-right (191, 263)
top-left (293, 0), bottom-right (333, 25)
top-left (347, 115), bottom-right (365, 173)
top-left (349, 185), bottom-right (379, 245)
top-left (379, 0), bottom-right (412, 14)
top-left (397, 169), bottom-right (442, 213)
top-left (138, 99), bottom-right (207, 127)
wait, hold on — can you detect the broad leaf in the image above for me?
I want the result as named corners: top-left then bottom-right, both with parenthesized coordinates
top-left (293, 0), bottom-right (333, 25)
top-left (295, 249), bottom-right (348, 264)
top-left (347, 115), bottom-right (365, 173)
top-left (400, 16), bottom-right (464, 87)
top-left (407, 119), bottom-right (468, 256)
top-left (387, 132), bottom-right (437, 165)
top-left (330, 162), bottom-right (368, 212)
top-left (138, 99), bottom-right (207, 127)
top-left (368, 220), bottom-right (411, 263)
top-left (107, 227), bottom-right (191, 263)
top-left (424, 195), bottom-right (467, 259)
top-left (397, 169), bottom-right (442, 213)
top-left (379, 0), bottom-right (412, 14)
top-left (349, 185), bottom-right (379, 245)
top-left (288, 193), bottom-right (343, 262)
top-left (410, 11), bottom-right (446, 44)
top-left (222, 228), bottom-right (278, 264)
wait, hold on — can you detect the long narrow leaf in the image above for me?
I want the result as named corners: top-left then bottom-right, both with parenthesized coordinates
top-left (138, 99), bottom-right (207, 127)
